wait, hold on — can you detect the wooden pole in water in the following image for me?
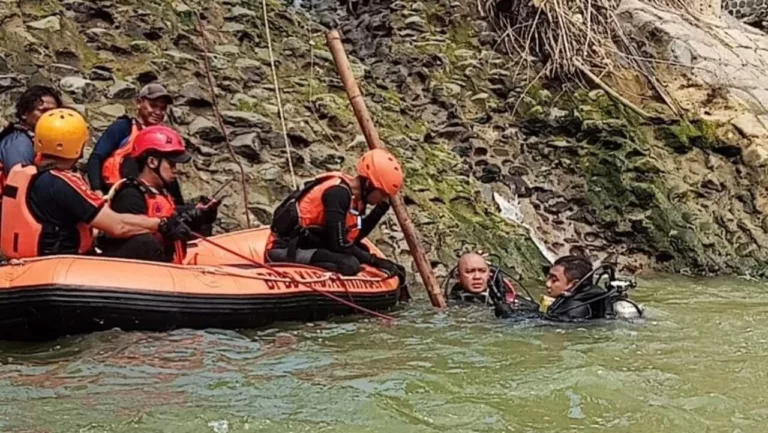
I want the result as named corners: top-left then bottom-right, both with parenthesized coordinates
top-left (326, 30), bottom-right (446, 309)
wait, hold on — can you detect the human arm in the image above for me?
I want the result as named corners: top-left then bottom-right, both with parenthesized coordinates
top-left (0, 132), bottom-right (35, 175)
top-left (90, 206), bottom-right (161, 238)
top-left (86, 118), bottom-right (132, 191)
top-left (357, 202), bottom-right (390, 241)
top-left (97, 185), bottom-right (193, 240)
top-left (322, 186), bottom-right (376, 264)
top-left (322, 186), bottom-right (404, 276)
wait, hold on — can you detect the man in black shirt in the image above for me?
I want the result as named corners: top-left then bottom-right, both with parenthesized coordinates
top-left (98, 125), bottom-right (215, 262)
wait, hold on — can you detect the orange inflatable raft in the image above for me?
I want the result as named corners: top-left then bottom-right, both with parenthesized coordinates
top-left (0, 228), bottom-right (401, 340)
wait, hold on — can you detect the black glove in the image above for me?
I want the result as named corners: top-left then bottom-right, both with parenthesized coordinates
top-left (370, 257), bottom-right (410, 302)
top-left (178, 197), bottom-right (220, 229)
top-left (158, 214), bottom-right (193, 242)
top-left (196, 195), bottom-right (221, 224)
top-left (370, 257), bottom-right (404, 277)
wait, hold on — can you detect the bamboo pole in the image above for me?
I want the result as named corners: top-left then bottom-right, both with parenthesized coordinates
top-left (326, 30), bottom-right (446, 309)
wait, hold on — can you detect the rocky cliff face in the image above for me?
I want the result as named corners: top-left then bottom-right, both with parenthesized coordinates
top-left (0, 0), bottom-right (550, 282)
top-left (3, 0), bottom-right (768, 281)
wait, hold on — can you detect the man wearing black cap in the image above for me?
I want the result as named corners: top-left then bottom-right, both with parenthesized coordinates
top-left (86, 82), bottom-right (179, 198)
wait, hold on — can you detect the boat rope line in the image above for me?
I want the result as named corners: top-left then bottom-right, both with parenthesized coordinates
top-left (195, 12), bottom-right (251, 227)
top-left (199, 265), bottom-right (391, 284)
top-left (192, 233), bottom-right (396, 323)
top-left (262, 0), bottom-right (298, 189)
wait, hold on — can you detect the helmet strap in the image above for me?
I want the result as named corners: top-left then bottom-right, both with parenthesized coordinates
top-left (149, 156), bottom-right (171, 190)
top-left (359, 177), bottom-right (373, 198)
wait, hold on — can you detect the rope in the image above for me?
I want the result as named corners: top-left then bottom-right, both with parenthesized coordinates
top-left (262, 0), bottom-right (298, 189)
top-left (195, 13), bottom-right (251, 228)
top-left (192, 233), bottom-right (397, 323)
top-left (304, 0), bottom-right (341, 146)
top-left (199, 265), bottom-right (391, 284)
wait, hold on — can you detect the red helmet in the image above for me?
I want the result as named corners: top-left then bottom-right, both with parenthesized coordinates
top-left (131, 125), bottom-right (191, 163)
top-left (356, 148), bottom-right (404, 196)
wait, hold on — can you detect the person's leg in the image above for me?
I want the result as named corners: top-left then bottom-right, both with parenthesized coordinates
top-left (308, 249), bottom-right (361, 276)
top-left (100, 233), bottom-right (169, 262)
top-left (267, 247), bottom-right (361, 276)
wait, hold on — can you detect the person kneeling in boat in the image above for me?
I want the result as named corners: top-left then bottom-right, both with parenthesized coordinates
top-left (267, 148), bottom-right (405, 278)
top-left (534, 255), bottom-right (643, 321)
top-left (98, 125), bottom-right (219, 263)
top-left (449, 252), bottom-right (538, 316)
top-left (0, 108), bottom-right (189, 259)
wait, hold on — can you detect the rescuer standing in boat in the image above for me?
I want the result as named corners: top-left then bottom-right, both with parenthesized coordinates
top-left (0, 108), bottom-right (190, 259)
top-left (267, 148), bottom-right (406, 278)
top-left (85, 82), bottom-right (183, 203)
top-left (98, 125), bottom-right (219, 263)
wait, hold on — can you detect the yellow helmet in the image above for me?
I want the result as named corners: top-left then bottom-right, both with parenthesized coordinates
top-left (34, 108), bottom-right (89, 159)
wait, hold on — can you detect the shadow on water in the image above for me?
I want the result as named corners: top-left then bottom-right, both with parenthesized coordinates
top-left (1, 274), bottom-right (768, 432)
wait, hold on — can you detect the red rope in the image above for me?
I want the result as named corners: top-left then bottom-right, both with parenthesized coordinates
top-left (191, 233), bottom-right (396, 323)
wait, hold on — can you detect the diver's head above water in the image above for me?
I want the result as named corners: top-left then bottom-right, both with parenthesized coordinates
top-left (457, 253), bottom-right (490, 294)
top-left (546, 255), bottom-right (592, 297)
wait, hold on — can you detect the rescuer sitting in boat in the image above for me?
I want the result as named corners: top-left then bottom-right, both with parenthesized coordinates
top-left (0, 108), bottom-right (187, 259)
top-left (98, 125), bottom-right (219, 263)
top-left (446, 252), bottom-right (539, 316)
top-left (267, 148), bottom-right (406, 278)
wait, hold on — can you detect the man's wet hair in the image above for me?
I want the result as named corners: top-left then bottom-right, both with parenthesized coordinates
top-left (15, 86), bottom-right (62, 121)
top-left (553, 255), bottom-right (593, 284)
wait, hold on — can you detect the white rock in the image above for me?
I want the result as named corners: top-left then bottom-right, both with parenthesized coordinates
top-left (27, 16), bottom-right (60, 31)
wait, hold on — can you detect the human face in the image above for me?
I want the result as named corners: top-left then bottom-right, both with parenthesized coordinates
top-left (546, 265), bottom-right (573, 297)
top-left (146, 157), bottom-right (177, 187)
top-left (137, 97), bottom-right (168, 125)
top-left (23, 95), bottom-right (59, 129)
top-left (158, 158), bottom-right (177, 183)
top-left (458, 256), bottom-right (490, 294)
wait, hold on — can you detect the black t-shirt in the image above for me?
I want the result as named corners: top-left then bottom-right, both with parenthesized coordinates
top-left (110, 183), bottom-right (148, 215)
top-left (28, 170), bottom-right (105, 255)
top-left (98, 182), bottom-right (194, 256)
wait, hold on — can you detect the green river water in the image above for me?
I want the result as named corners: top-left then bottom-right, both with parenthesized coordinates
top-left (0, 274), bottom-right (765, 432)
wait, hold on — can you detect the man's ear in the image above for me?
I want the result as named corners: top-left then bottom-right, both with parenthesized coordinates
top-left (147, 156), bottom-right (159, 169)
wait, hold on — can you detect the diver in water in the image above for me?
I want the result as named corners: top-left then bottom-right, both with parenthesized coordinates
top-left (447, 252), bottom-right (539, 316)
top-left (535, 255), bottom-right (643, 321)
top-left (445, 253), bottom-right (642, 322)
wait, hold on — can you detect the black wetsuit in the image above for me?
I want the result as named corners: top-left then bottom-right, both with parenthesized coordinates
top-left (544, 285), bottom-right (614, 321)
top-left (450, 268), bottom-right (539, 316)
top-left (267, 185), bottom-right (391, 276)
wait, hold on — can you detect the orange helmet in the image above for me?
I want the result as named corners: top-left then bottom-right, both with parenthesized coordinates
top-left (34, 108), bottom-right (89, 159)
top-left (356, 148), bottom-right (404, 196)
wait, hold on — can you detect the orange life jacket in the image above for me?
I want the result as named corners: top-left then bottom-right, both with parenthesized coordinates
top-left (101, 119), bottom-right (140, 187)
top-left (268, 172), bottom-right (364, 249)
top-left (108, 178), bottom-right (183, 263)
top-left (1, 165), bottom-right (95, 259)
